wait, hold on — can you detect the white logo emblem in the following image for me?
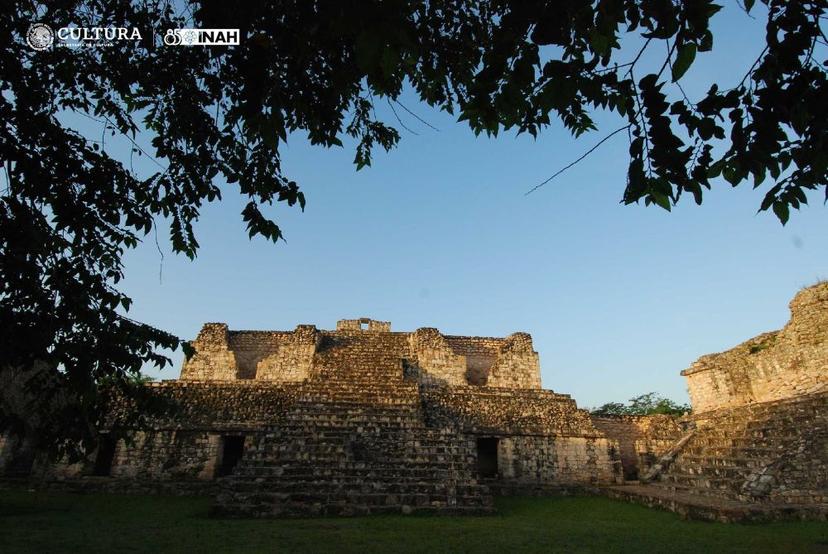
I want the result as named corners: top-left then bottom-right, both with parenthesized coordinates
top-left (26, 23), bottom-right (54, 51)
top-left (163, 29), bottom-right (182, 46)
top-left (163, 28), bottom-right (239, 46)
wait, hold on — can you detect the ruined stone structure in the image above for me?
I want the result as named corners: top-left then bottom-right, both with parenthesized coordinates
top-left (2, 285), bottom-right (824, 522)
top-left (608, 283), bottom-right (828, 521)
top-left (591, 415), bottom-right (685, 481)
top-left (6, 318), bottom-right (648, 516)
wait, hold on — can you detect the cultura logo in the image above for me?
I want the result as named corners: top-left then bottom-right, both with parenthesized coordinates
top-left (25, 24), bottom-right (142, 50)
top-left (26, 23), bottom-right (54, 51)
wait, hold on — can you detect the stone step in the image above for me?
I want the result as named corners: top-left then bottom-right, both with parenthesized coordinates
top-left (237, 468), bottom-right (472, 482)
top-left (600, 484), bottom-right (828, 523)
top-left (247, 449), bottom-right (473, 462)
top-left (672, 455), bottom-right (769, 469)
top-left (258, 421), bottom-right (425, 433)
top-left (660, 472), bottom-right (742, 492)
top-left (240, 453), bottom-right (473, 466)
top-left (234, 467), bottom-right (470, 481)
top-left (684, 440), bottom-right (784, 452)
top-left (294, 384), bottom-right (417, 392)
top-left (666, 464), bottom-right (752, 479)
top-left (262, 466), bottom-right (469, 479)
top-left (220, 480), bottom-right (485, 496)
top-left (217, 490), bottom-right (493, 509)
top-left (213, 498), bottom-right (494, 518)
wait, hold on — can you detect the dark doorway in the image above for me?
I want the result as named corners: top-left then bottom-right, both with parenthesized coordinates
top-left (476, 437), bottom-right (499, 478)
top-left (92, 435), bottom-right (117, 476)
top-left (4, 448), bottom-right (35, 477)
top-left (218, 436), bottom-right (245, 477)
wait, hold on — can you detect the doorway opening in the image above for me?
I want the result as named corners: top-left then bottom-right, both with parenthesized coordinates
top-left (93, 435), bottom-right (117, 476)
top-left (476, 437), bottom-right (499, 478)
top-left (218, 436), bottom-right (245, 477)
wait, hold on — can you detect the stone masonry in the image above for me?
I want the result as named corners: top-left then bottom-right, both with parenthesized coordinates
top-left (4, 285), bottom-right (824, 521)
top-left (4, 318), bottom-right (635, 517)
top-left (608, 283), bottom-right (828, 522)
top-left (682, 283), bottom-right (827, 413)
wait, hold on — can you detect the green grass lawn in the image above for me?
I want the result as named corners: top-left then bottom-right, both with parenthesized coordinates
top-left (0, 490), bottom-right (825, 554)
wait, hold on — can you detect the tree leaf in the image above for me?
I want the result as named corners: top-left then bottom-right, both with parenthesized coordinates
top-left (772, 202), bottom-right (790, 224)
top-left (672, 43), bottom-right (697, 82)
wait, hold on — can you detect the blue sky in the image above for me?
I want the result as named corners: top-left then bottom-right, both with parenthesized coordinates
top-left (66, 3), bottom-right (826, 408)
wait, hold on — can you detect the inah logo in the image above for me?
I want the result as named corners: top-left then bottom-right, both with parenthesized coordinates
top-left (163, 28), bottom-right (239, 46)
top-left (26, 23), bottom-right (54, 51)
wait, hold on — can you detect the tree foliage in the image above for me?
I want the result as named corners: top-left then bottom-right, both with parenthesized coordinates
top-left (591, 392), bottom-right (690, 416)
top-left (0, 0), bottom-right (824, 454)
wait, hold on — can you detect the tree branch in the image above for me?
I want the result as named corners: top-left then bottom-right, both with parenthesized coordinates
top-left (525, 125), bottom-right (632, 196)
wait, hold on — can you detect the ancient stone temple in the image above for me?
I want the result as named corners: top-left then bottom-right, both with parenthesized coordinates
top-left (135, 319), bottom-right (630, 516)
top-left (1, 285), bottom-right (825, 521)
top-left (13, 318), bottom-right (656, 516)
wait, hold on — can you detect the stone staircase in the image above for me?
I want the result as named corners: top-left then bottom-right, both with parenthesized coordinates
top-left (313, 331), bottom-right (412, 381)
top-left (605, 393), bottom-right (828, 522)
top-left (658, 393), bottom-right (826, 503)
top-left (212, 332), bottom-right (493, 517)
top-left (421, 385), bottom-right (598, 436)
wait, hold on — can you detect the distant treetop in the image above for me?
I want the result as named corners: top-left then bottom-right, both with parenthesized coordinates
top-left (591, 393), bottom-right (691, 416)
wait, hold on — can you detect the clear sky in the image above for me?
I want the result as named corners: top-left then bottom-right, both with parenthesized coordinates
top-left (66, 3), bottom-right (826, 409)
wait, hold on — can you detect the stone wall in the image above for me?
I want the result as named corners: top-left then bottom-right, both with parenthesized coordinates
top-left (336, 318), bottom-right (391, 332)
top-left (411, 330), bottom-right (542, 388)
top-left (409, 328), bottom-right (468, 386)
top-left (422, 387), bottom-right (596, 436)
top-left (444, 336), bottom-right (499, 385)
top-left (44, 381), bottom-right (297, 482)
top-left (496, 435), bottom-right (620, 486)
top-left (254, 326), bottom-right (319, 383)
top-left (179, 320), bottom-right (543, 390)
top-left (228, 330), bottom-right (292, 379)
top-left (487, 333), bottom-right (542, 389)
top-left (0, 434), bottom-right (14, 474)
top-left (109, 381), bottom-right (296, 429)
top-left (683, 283), bottom-right (828, 413)
top-left (420, 386), bottom-right (621, 485)
top-left (180, 323), bottom-right (239, 380)
top-left (43, 430), bottom-right (227, 482)
top-left (109, 430), bottom-right (220, 480)
top-left (181, 325), bottom-right (324, 382)
top-left (0, 432), bottom-right (38, 477)
top-left (0, 435), bottom-right (9, 462)
top-left (590, 415), bottom-right (685, 480)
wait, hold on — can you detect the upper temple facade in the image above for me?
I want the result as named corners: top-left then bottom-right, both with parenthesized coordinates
top-left (180, 318), bottom-right (543, 389)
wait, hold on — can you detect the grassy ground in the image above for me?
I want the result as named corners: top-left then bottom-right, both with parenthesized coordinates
top-left (0, 490), bottom-right (825, 554)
